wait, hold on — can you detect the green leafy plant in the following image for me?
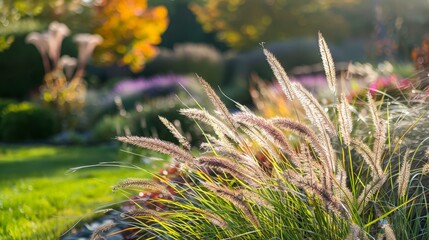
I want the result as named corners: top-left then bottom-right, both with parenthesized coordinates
top-left (91, 33), bottom-right (429, 239)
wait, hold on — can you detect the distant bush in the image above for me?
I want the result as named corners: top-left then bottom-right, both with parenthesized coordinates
top-left (144, 43), bottom-right (224, 87)
top-left (0, 102), bottom-right (58, 142)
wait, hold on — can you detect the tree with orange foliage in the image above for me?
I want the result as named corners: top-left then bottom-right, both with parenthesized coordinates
top-left (94, 0), bottom-right (168, 72)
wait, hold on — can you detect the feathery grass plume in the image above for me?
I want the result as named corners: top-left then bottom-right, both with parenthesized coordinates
top-left (345, 223), bottom-right (363, 240)
top-left (194, 209), bottom-right (228, 228)
top-left (377, 233), bottom-right (385, 240)
top-left (116, 136), bottom-right (193, 163)
top-left (179, 108), bottom-right (239, 144)
top-left (263, 48), bottom-right (294, 100)
top-left (122, 208), bottom-right (163, 220)
top-left (239, 127), bottom-right (284, 168)
top-left (271, 117), bottom-right (328, 163)
top-left (367, 92), bottom-right (387, 168)
top-left (94, 208), bottom-right (114, 215)
top-left (337, 93), bottom-right (353, 145)
top-left (196, 156), bottom-right (262, 187)
top-left (298, 144), bottom-right (323, 185)
top-left (397, 149), bottom-right (411, 198)
top-left (334, 165), bottom-right (353, 202)
top-left (357, 175), bottom-right (387, 214)
top-left (202, 182), bottom-right (260, 227)
top-left (284, 170), bottom-right (347, 218)
top-left (233, 112), bottom-right (299, 166)
top-left (382, 223), bottom-right (397, 240)
top-left (113, 178), bottom-right (170, 194)
top-left (197, 75), bottom-right (238, 130)
top-left (422, 163), bottom-right (429, 175)
top-left (290, 82), bottom-right (338, 183)
top-left (350, 138), bottom-right (382, 177)
top-left (159, 116), bottom-right (191, 150)
top-left (200, 142), bottom-right (260, 169)
top-left (318, 32), bottom-right (336, 94)
top-left (374, 119), bottom-right (387, 165)
top-left (238, 189), bottom-right (274, 210)
top-left (90, 222), bottom-right (116, 240)
top-left (292, 82), bottom-right (336, 135)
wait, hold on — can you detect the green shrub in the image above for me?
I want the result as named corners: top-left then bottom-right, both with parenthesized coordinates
top-left (0, 102), bottom-right (58, 142)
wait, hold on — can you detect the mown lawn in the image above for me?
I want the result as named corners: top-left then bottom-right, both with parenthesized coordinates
top-left (0, 145), bottom-right (162, 239)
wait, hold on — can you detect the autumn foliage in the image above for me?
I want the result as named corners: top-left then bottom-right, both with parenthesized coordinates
top-left (94, 0), bottom-right (168, 72)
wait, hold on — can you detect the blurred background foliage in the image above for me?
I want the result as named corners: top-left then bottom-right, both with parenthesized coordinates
top-left (190, 0), bottom-right (363, 49)
top-left (0, 0), bottom-right (429, 142)
top-left (93, 0), bottom-right (169, 72)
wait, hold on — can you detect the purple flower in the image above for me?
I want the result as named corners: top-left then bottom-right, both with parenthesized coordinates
top-left (113, 74), bottom-right (189, 96)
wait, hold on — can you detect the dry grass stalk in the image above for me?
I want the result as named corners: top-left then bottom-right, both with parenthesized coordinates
top-left (240, 127), bottom-right (284, 169)
top-left (271, 117), bottom-right (328, 165)
top-left (292, 82), bottom-right (337, 176)
top-left (122, 208), bottom-right (163, 220)
top-left (113, 178), bottom-right (170, 194)
top-left (116, 136), bottom-right (193, 163)
top-left (263, 48), bottom-right (295, 100)
top-left (200, 143), bottom-right (260, 170)
top-left (159, 116), bottom-right (191, 150)
top-left (397, 149), bottom-right (411, 198)
top-left (90, 222), bottom-right (116, 240)
top-left (345, 223), bottom-right (363, 240)
top-left (202, 182), bottom-right (260, 227)
top-left (197, 76), bottom-right (238, 130)
top-left (196, 209), bottom-right (228, 228)
top-left (298, 145), bottom-right (323, 186)
top-left (180, 108), bottom-right (239, 144)
top-left (382, 223), bottom-right (397, 240)
top-left (337, 93), bottom-right (353, 145)
top-left (238, 189), bottom-right (274, 210)
top-left (233, 112), bottom-right (299, 166)
top-left (334, 165), bottom-right (353, 202)
top-left (351, 138), bottom-right (382, 177)
top-left (284, 170), bottom-right (346, 217)
top-left (318, 32), bottom-right (337, 94)
top-left (367, 92), bottom-right (387, 169)
top-left (422, 163), bottom-right (429, 175)
top-left (94, 208), bottom-right (114, 214)
top-left (292, 82), bottom-right (336, 135)
top-left (357, 175), bottom-right (387, 213)
top-left (197, 156), bottom-right (262, 186)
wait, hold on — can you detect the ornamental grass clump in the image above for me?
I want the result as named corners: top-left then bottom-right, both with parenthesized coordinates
top-left (93, 33), bottom-right (429, 239)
